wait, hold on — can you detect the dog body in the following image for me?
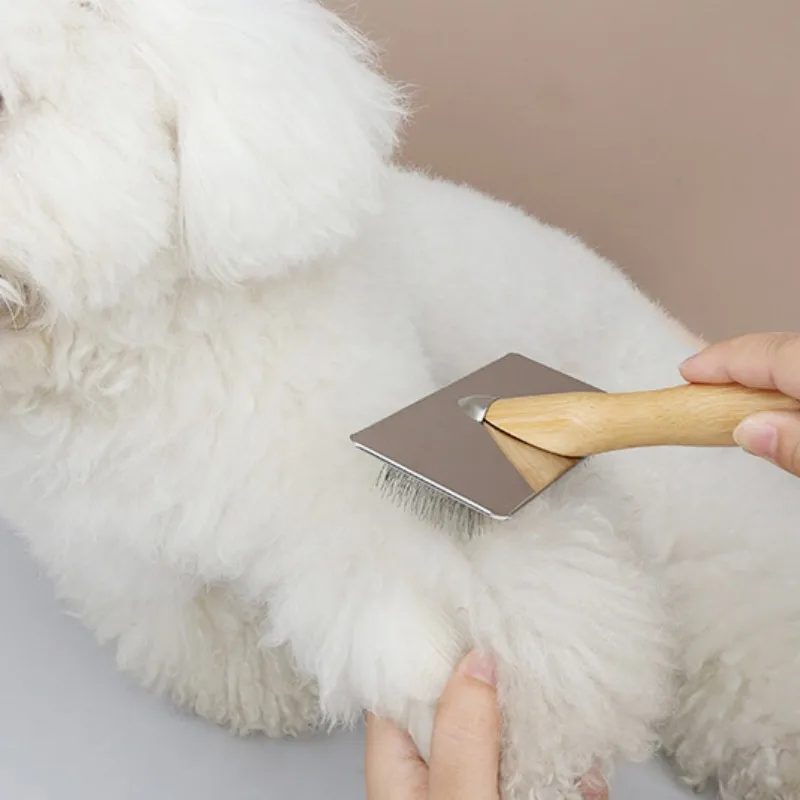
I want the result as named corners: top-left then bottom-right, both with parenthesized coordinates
top-left (1, 2), bottom-right (799, 797)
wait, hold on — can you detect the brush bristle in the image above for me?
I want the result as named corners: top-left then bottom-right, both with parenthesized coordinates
top-left (376, 464), bottom-right (489, 538)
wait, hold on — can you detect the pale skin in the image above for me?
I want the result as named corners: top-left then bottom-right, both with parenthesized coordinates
top-left (681, 332), bottom-right (800, 477)
top-left (365, 651), bottom-right (607, 800)
top-left (365, 332), bottom-right (800, 800)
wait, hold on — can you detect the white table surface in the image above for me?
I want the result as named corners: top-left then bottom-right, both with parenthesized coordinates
top-left (0, 526), bottom-right (713, 800)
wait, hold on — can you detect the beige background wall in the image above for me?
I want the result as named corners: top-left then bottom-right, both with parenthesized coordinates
top-left (330, 0), bottom-right (799, 340)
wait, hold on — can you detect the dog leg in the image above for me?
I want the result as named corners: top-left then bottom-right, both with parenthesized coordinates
top-left (619, 444), bottom-right (800, 799)
top-left (667, 661), bottom-right (800, 800)
top-left (661, 519), bottom-right (800, 797)
top-left (53, 550), bottom-right (319, 737)
top-left (255, 484), bottom-right (473, 743)
top-left (462, 471), bottom-right (675, 799)
top-left (255, 452), bottom-right (672, 797)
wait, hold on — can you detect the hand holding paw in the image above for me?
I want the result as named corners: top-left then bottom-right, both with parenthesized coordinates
top-left (365, 651), bottom-right (608, 800)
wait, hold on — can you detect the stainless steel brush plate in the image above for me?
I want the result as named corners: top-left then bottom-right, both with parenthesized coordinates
top-left (350, 352), bottom-right (598, 524)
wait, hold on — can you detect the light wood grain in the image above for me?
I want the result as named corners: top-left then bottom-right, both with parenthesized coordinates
top-left (485, 383), bottom-right (800, 458)
top-left (485, 425), bottom-right (579, 492)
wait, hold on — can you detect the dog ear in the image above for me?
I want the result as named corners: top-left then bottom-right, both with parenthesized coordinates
top-left (125, 0), bottom-right (404, 284)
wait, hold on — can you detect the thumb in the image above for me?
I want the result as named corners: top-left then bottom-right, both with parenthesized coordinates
top-left (428, 650), bottom-right (502, 800)
top-left (734, 411), bottom-right (800, 477)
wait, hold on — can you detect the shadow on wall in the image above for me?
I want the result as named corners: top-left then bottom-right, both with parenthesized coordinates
top-left (329, 0), bottom-right (800, 340)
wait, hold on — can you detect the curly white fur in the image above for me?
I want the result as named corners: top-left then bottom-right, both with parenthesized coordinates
top-left (0, 2), bottom-right (798, 797)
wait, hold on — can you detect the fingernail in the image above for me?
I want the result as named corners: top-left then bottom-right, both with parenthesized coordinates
top-left (459, 650), bottom-right (497, 687)
top-left (679, 354), bottom-right (699, 370)
top-left (734, 417), bottom-right (778, 460)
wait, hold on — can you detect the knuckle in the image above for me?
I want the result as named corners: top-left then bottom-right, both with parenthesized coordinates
top-left (747, 332), bottom-right (788, 369)
top-left (435, 702), bottom-right (500, 748)
top-left (737, 332), bottom-right (800, 396)
top-left (773, 335), bottom-right (800, 398)
top-left (762, 332), bottom-right (798, 364)
top-left (436, 714), bottom-right (498, 748)
top-left (761, 331), bottom-right (792, 348)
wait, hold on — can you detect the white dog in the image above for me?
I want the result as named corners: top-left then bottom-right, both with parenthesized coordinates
top-left (1, 1), bottom-right (798, 797)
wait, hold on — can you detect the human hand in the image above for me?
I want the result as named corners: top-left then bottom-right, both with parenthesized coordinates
top-left (365, 650), bottom-right (608, 800)
top-left (681, 332), bottom-right (800, 476)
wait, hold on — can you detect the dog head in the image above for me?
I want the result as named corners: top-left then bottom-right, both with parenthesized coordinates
top-left (0, 0), bottom-right (403, 329)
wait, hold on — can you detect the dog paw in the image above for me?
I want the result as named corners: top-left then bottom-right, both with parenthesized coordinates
top-left (501, 771), bottom-right (608, 800)
top-left (716, 736), bottom-right (800, 800)
top-left (113, 583), bottom-right (322, 738)
top-left (164, 639), bottom-right (322, 738)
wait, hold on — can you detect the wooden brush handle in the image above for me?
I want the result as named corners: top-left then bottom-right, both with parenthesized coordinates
top-left (484, 383), bottom-right (800, 458)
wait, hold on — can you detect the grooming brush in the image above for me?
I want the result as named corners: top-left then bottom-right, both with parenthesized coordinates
top-left (350, 353), bottom-right (800, 534)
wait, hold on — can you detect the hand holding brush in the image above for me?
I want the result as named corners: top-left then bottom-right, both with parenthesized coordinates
top-left (680, 332), bottom-right (800, 478)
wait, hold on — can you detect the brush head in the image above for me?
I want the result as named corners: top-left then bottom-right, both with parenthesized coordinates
top-left (351, 353), bottom-right (599, 530)
top-left (375, 463), bottom-right (488, 538)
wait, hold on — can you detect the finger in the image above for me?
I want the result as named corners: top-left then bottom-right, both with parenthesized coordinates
top-left (581, 784), bottom-right (609, 800)
top-left (365, 713), bottom-right (429, 800)
top-left (578, 766), bottom-right (610, 799)
top-left (734, 410), bottom-right (800, 478)
top-left (680, 332), bottom-right (800, 399)
top-left (428, 650), bottom-right (502, 800)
